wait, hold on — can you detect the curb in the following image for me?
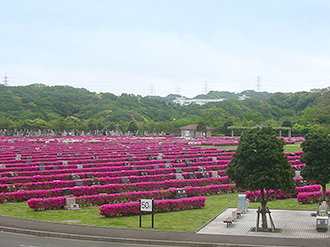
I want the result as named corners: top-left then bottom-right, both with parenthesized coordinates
top-left (0, 225), bottom-right (274, 247)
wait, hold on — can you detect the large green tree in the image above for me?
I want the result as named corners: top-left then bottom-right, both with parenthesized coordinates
top-left (300, 130), bottom-right (330, 200)
top-left (226, 127), bottom-right (294, 231)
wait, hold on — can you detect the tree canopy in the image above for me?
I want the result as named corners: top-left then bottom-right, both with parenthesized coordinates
top-left (226, 127), bottom-right (294, 230)
top-left (300, 130), bottom-right (330, 200)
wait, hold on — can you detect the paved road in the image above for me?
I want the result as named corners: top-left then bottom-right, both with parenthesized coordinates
top-left (0, 232), bottom-right (169, 247)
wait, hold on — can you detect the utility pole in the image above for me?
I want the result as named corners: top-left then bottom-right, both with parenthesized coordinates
top-left (256, 76), bottom-right (261, 92)
top-left (3, 73), bottom-right (9, 86)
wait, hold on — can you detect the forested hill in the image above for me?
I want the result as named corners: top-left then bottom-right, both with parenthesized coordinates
top-left (0, 83), bottom-right (329, 135)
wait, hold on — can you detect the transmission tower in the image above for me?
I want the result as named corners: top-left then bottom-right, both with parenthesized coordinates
top-left (175, 85), bottom-right (180, 94)
top-left (256, 76), bottom-right (261, 92)
top-left (149, 83), bottom-right (155, 95)
top-left (3, 73), bottom-right (9, 86)
top-left (203, 81), bottom-right (208, 94)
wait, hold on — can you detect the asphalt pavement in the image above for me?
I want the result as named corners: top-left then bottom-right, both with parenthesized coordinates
top-left (0, 210), bottom-right (329, 247)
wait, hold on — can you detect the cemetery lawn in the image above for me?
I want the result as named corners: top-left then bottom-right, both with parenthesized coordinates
top-left (0, 193), bottom-right (319, 232)
top-left (0, 144), bottom-right (307, 232)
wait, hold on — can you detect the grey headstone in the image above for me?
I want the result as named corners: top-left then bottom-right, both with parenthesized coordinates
top-left (75, 179), bottom-right (83, 187)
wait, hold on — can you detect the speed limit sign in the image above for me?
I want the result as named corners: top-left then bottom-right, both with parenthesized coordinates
top-left (140, 199), bottom-right (153, 212)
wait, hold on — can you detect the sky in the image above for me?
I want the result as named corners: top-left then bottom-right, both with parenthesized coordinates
top-left (1, 0), bottom-right (330, 98)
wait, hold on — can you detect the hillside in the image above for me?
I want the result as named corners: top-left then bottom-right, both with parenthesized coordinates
top-left (0, 84), bottom-right (329, 135)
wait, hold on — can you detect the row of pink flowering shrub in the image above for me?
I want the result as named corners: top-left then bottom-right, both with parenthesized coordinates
top-left (246, 185), bottom-right (323, 202)
top-left (0, 176), bottom-right (230, 203)
top-left (0, 163), bottom-right (228, 185)
top-left (297, 191), bottom-right (330, 204)
top-left (0, 161), bottom-right (229, 181)
top-left (0, 169), bottom-right (227, 193)
top-left (99, 197), bottom-right (206, 217)
top-left (27, 184), bottom-right (235, 210)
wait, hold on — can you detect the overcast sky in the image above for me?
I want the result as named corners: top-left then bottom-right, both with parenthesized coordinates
top-left (1, 0), bottom-right (330, 98)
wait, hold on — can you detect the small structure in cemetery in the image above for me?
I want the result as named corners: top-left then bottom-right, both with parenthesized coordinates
top-left (316, 200), bottom-right (329, 232)
top-left (64, 196), bottom-right (81, 210)
top-left (120, 177), bottom-right (130, 184)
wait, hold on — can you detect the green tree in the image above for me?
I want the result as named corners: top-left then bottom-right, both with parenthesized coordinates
top-left (226, 127), bottom-right (294, 231)
top-left (300, 130), bottom-right (330, 200)
top-left (196, 121), bottom-right (207, 136)
top-left (127, 119), bottom-right (138, 134)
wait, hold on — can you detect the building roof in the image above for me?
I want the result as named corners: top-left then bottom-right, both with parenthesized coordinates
top-left (180, 124), bottom-right (214, 130)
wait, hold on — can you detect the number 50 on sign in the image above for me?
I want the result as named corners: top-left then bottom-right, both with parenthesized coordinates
top-left (140, 199), bottom-right (153, 212)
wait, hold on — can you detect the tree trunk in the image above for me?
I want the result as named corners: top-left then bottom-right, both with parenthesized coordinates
top-left (260, 189), bottom-right (268, 230)
top-left (321, 184), bottom-right (327, 201)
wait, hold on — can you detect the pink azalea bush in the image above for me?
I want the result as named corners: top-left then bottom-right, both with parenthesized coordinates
top-left (99, 197), bottom-right (206, 217)
top-left (297, 191), bottom-right (330, 204)
top-left (27, 184), bottom-right (235, 210)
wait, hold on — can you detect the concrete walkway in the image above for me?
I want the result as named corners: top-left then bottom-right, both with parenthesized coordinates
top-left (197, 208), bottom-right (330, 239)
top-left (0, 210), bottom-right (329, 247)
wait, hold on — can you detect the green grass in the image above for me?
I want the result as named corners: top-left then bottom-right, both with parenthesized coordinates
top-left (212, 143), bottom-right (303, 153)
top-left (0, 193), bottom-right (318, 232)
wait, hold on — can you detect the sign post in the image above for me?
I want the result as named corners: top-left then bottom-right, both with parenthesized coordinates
top-left (139, 199), bottom-right (154, 228)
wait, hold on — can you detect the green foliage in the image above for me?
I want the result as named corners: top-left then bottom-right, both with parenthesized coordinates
top-left (300, 130), bottom-right (330, 199)
top-left (226, 127), bottom-right (294, 230)
top-left (0, 84), bottom-right (329, 135)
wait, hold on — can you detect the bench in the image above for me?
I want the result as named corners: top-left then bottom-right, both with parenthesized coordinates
top-left (236, 209), bottom-right (244, 218)
top-left (223, 216), bottom-right (236, 227)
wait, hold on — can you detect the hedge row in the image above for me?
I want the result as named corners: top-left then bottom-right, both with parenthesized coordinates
top-left (27, 184), bottom-right (236, 210)
top-left (99, 197), bottom-right (206, 217)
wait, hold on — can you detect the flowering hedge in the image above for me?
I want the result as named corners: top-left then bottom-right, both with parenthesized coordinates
top-left (297, 191), bottom-right (330, 204)
top-left (0, 176), bottom-right (230, 203)
top-left (246, 185), bottom-right (323, 202)
top-left (27, 184), bottom-right (235, 210)
top-left (99, 197), bottom-right (206, 217)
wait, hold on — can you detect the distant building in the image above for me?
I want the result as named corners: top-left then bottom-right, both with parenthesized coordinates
top-left (173, 97), bottom-right (225, 105)
top-left (180, 124), bottom-right (214, 138)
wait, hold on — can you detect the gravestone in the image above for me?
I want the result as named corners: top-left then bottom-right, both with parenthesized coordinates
top-left (120, 177), bottom-right (130, 184)
top-left (198, 166), bottom-right (206, 172)
top-left (175, 173), bottom-right (184, 180)
top-left (185, 159), bottom-right (192, 166)
top-left (124, 162), bottom-right (130, 166)
top-left (174, 168), bottom-right (183, 173)
top-left (89, 164), bottom-right (96, 168)
top-left (200, 172), bottom-right (209, 178)
top-left (187, 172), bottom-right (196, 179)
top-left (62, 188), bottom-right (71, 196)
top-left (194, 158), bottom-right (201, 162)
top-left (0, 164), bottom-right (6, 168)
top-left (153, 165), bottom-right (160, 169)
top-left (165, 160), bottom-right (171, 163)
top-left (0, 173), bottom-right (2, 178)
top-left (57, 153), bottom-right (63, 157)
top-left (77, 164), bottom-right (83, 169)
top-left (175, 158), bottom-right (182, 163)
top-left (9, 172), bottom-right (18, 177)
top-left (15, 154), bottom-right (21, 160)
top-left (174, 188), bottom-right (187, 199)
top-left (26, 157), bottom-right (32, 163)
top-left (90, 178), bottom-right (100, 186)
top-left (295, 171), bottom-right (301, 177)
top-left (39, 165), bottom-right (45, 171)
top-left (131, 166), bottom-right (137, 170)
top-left (75, 179), bottom-right (83, 187)
top-left (85, 174), bottom-right (93, 179)
top-left (52, 165), bottom-right (58, 170)
top-left (64, 197), bottom-right (81, 210)
top-left (212, 157), bottom-right (217, 161)
top-left (139, 170), bottom-right (148, 176)
top-left (211, 171), bottom-right (219, 178)
top-left (70, 174), bottom-right (80, 180)
top-left (62, 161), bottom-right (68, 165)
top-left (165, 164), bottom-right (172, 168)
